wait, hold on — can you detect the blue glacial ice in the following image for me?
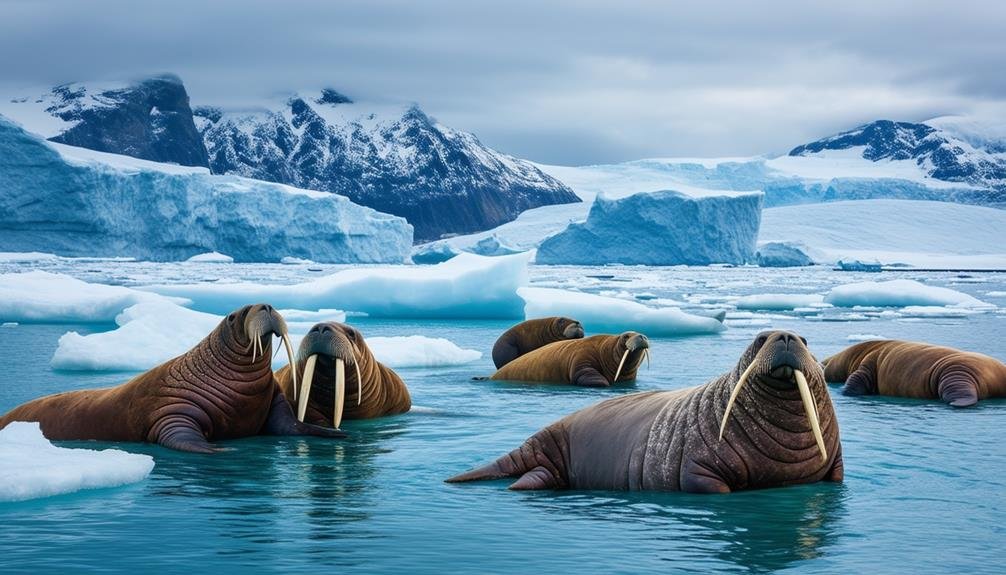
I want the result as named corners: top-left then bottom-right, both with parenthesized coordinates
top-left (0, 116), bottom-right (413, 263)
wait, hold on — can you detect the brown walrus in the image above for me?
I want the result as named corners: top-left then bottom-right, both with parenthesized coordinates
top-left (0, 304), bottom-right (345, 453)
top-left (274, 321), bottom-right (411, 428)
top-left (489, 332), bottom-right (649, 386)
top-left (449, 330), bottom-right (843, 492)
top-left (491, 316), bottom-right (584, 369)
top-left (823, 339), bottom-right (1006, 407)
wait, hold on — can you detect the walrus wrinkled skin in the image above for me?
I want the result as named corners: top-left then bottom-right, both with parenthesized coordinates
top-left (449, 330), bottom-right (843, 492)
top-left (274, 321), bottom-right (411, 429)
top-left (823, 340), bottom-right (1006, 407)
top-left (0, 304), bottom-right (345, 453)
top-left (491, 316), bottom-right (585, 369)
top-left (490, 332), bottom-right (649, 387)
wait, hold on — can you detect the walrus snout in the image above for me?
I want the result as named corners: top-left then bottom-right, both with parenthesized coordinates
top-left (295, 321), bottom-right (366, 430)
top-left (623, 332), bottom-right (649, 352)
top-left (238, 304), bottom-right (298, 396)
top-left (563, 322), bottom-right (585, 340)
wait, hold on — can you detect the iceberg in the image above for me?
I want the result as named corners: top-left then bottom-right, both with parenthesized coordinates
top-left (146, 252), bottom-right (531, 319)
top-left (0, 422), bottom-right (154, 502)
top-left (519, 287), bottom-right (726, 337)
top-left (824, 279), bottom-right (990, 309)
top-left (0, 271), bottom-right (185, 323)
top-left (0, 116), bottom-right (413, 263)
top-left (755, 242), bottom-right (815, 267)
top-left (535, 190), bottom-right (764, 266)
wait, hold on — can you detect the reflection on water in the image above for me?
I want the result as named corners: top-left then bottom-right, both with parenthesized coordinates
top-left (1, 265), bottom-right (1004, 574)
top-left (527, 484), bottom-right (847, 573)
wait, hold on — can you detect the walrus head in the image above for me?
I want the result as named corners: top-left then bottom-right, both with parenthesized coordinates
top-left (294, 321), bottom-right (368, 429)
top-left (554, 317), bottom-right (585, 340)
top-left (612, 331), bottom-right (650, 382)
top-left (224, 304), bottom-right (297, 379)
top-left (719, 330), bottom-right (828, 462)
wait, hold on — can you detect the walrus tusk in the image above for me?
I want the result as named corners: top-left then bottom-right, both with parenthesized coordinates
top-left (297, 354), bottom-right (318, 422)
top-left (351, 349), bottom-right (363, 406)
top-left (795, 370), bottom-right (827, 462)
top-left (644, 349), bottom-right (651, 370)
top-left (251, 336), bottom-right (259, 363)
top-left (719, 360), bottom-right (757, 441)
top-left (334, 358), bottom-right (346, 429)
top-left (282, 334), bottom-right (298, 401)
top-left (612, 349), bottom-right (631, 383)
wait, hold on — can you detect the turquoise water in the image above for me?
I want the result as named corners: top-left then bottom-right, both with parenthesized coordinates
top-left (1, 265), bottom-right (1004, 574)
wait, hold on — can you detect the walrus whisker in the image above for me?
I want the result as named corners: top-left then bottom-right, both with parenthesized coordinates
top-left (334, 358), bottom-right (346, 430)
top-left (282, 333), bottom-right (298, 401)
top-left (719, 360), bottom-right (757, 441)
top-left (297, 354), bottom-right (318, 423)
top-left (351, 348), bottom-right (363, 406)
top-left (613, 349), bottom-right (630, 383)
top-left (795, 370), bottom-right (827, 462)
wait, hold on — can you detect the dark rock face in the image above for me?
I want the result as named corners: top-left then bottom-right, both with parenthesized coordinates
top-left (790, 119), bottom-right (1006, 192)
top-left (196, 96), bottom-right (580, 242)
top-left (46, 75), bottom-right (209, 167)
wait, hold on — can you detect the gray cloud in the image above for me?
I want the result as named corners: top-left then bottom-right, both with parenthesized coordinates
top-left (1, 0), bottom-right (1003, 164)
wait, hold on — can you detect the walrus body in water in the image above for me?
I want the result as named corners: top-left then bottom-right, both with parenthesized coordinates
top-left (0, 304), bottom-right (345, 452)
top-left (449, 330), bottom-right (842, 492)
top-left (274, 321), bottom-right (411, 429)
top-left (491, 316), bottom-right (584, 369)
top-left (823, 339), bottom-right (1006, 407)
top-left (489, 332), bottom-right (649, 387)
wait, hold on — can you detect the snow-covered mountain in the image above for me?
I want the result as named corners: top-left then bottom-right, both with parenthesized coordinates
top-left (789, 118), bottom-right (1006, 192)
top-left (1, 77), bottom-right (579, 242)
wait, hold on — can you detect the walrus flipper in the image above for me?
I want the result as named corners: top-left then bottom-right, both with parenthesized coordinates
top-left (446, 428), bottom-right (569, 490)
top-left (841, 356), bottom-right (877, 396)
top-left (261, 387), bottom-right (348, 437)
top-left (571, 364), bottom-right (611, 387)
top-left (937, 370), bottom-right (979, 408)
top-left (153, 415), bottom-right (219, 454)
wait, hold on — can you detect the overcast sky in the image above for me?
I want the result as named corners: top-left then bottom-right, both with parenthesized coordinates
top-left (1, 0), bottom-right (1003, 164)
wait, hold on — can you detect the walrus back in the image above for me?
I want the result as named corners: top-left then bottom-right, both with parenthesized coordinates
top-left (492, 318), bottom-right (568, 369)
top-left (0, 385), bottom-right (136, 441)
top-left (490, 338), bottom-right (586, 382)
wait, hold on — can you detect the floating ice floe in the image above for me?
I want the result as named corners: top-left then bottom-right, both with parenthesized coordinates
top-left (734, 293), bottom-right (827, 311)
top-left (846, 333), bottom-right (887, 342)
top-left (185, 251), bottom-right (234, 263)
top-left (0, 251), bottom-right (60, 263)
top-left (0, 271), bottom-right (186, 323)
top-left (145, 252), bottom-right (531, 319)
top-left (519, 287), bottom-right (726, 336)
top-left (280, 256), bottom-right (315, 265)
top-left (824, 279), bottom-right (990, 309)
top-left (0, 422), bottom-right (154, 502)
top-left (52, 301), bottom-right (478, 372)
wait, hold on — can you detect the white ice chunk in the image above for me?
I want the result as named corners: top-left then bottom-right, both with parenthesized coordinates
top-left (185, 251), bottom-right (234, 263)
top-left (146, 252), bottom-right (531, 319)
top-left (824, 279), bottom-right (990, 309)
top-left (366, 336), bottom-right (482, 368)
top-left (735, 293), bottom-right (826, 311)
top-left (846, 333), bottom-right (887, 342)
top-left (0, 422), bottom-right (154, 502)
top-left (0, 271), bottom-right (187, 323)
top-left (519, 287), bottom-right (726, 336)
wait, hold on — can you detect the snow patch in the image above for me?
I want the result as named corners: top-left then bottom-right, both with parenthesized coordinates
top-left (735, 294), bottom-right (826, 311)
top-left (0, 422), bottom-right (154, 502)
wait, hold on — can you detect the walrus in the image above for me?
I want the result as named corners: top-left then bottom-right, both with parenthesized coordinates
top-left (449, 330), bottom-right (843, 492)
top-left (823, 339), bottom-right (1006, 407)
top-left (274, 321), bottom-right (411, 428)
top-left (0, 304), bottom-right (345, 453)
top-left (488, 332), bottom-right (649, 387)
top-left (491, 316), bottom-right (584, 369)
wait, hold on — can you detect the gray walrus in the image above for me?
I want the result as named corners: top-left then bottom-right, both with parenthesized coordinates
top-left (449, 330), bottom-right (843, 492)
top-left (823, 339), bottom-right (1006, 407)
top-left (0, 304), bottom-right (345, 453)
top-left (489, 332), bottom-right (650, 387)
top-left (274, 321), bottom-right (411, 429)
top-left (491, 316), bottom-right (584, 369)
